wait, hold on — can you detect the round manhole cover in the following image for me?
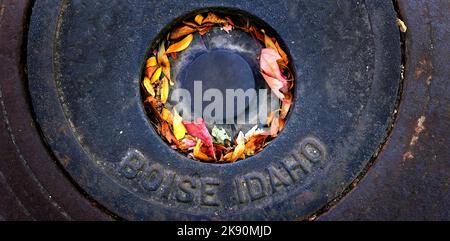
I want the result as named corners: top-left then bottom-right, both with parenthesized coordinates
top-left (27, 1), bottom-right (401, 220)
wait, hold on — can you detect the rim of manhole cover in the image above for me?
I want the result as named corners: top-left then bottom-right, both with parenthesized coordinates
top-left (27, 1), bottom-right (401, 220)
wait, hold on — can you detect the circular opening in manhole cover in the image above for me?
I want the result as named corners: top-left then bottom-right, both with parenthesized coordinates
top-left (28, 1), bottom-right (401, 220)
top-left (141, 10), bottom-right (295, 163)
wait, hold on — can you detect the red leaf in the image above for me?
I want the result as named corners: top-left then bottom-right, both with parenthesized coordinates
top-left (182, 118), bottom-right (215, 159)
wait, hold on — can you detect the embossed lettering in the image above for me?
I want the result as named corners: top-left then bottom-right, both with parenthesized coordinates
top-left (200, 178), bottom-right (221, 207)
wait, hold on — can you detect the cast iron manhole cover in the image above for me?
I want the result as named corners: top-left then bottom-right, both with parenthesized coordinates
top-left (27, 0), bottom-right (401, 220)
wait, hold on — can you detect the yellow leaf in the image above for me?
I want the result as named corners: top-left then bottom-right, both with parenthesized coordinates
top-left (146, 56), bottom-right (157, 67)
top-left (173, 110), bottom-right (186, 140)
top-left (161, 108), bottom-right (173, 124)
top-left (143, 76), bottom-right (155, 96)
top-left (160, 76), bottom-right (169, 103)
top-left (166, 34), bottom-right (193, 54)
top-left (195, 14), bottom-right (204, 25)
top-left (194, 139), bottom-right (214, 161)
top-left (150, 67), bottom-right (162, 83)
top-left (230, 142), bottom-right (245, 162)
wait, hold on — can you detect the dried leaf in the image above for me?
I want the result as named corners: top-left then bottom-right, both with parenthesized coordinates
top-left (244, 125), bottom-right (266, 141)
top-left (245, 134), bottom-right (268, 156)
top-left (275, 40), bottom-right (289, 65)
top-left (160, 76), bottom-right (169, 104)
top-left (260, 48), bottom-right (288, 100)
top-left (267, 111), bottom-right (275, 126)
top-left (143, 76), bottom-right (155, 96)
top-left (202, 12), bottom-right (227, 25)
top-left (145, 66), bottom-right (158, 79)
top-left (166, 34), bottom-right (194, 54)
top-left (157, 42), bottom-right (171, 84)
top-left (182, 118), bottom-right (215, 158)
top-left (150, 67), bottom-right (162, 83)
top-left (222, 24), bottom-right (233, 33)
top-left (183, 21), bottom-right (199, 28)
top-left (172, 110), bottom-right (186, 140)
top-left (280, 92), bottom-right (292, 119)
top-left (211, 125), bottom-right (231, 145)
top-left (178, 137), bottom-right (197, 150)
top-left (161, 108), bottom-right (173, 124)
top-left (230, 142), bottom-right (245, 162)
top-left (396, 18), bottom-right (407, 33)
top-left (194, 14), bottom-right (204, 25)
top-left (235, 131), bottom-right (245, 145)
top-left (161, 121), bottom-right (179, 145)
top-left (146, 56), bottom-right (157, 67)
top-left (270, 115), bottom-right (279, 137)
top-left (279, 118), bottom-right (285, 132)
top-left (170, 25), bottom-right (196, 40)
top-left (193, 139), bottom-right (215, 161)
top-left (262, 30), bottom-right (277, 50)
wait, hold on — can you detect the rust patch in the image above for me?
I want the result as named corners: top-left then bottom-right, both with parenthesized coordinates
top-left (403, 115), bottom-right (426, 161)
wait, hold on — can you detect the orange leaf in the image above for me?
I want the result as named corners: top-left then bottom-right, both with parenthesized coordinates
top-left (263, 30), bottom-right (277, 50)
top-left (202, 12), bottom-right (227, 25)
top-left (166, 34), bottom-right (193, 54)
top-left (145, 66), bottom-right (158, 79)
top-left (143, 76), bottom-right (155, 96)
top-left (275, 40), bottom-right (289, 65)
top-left (170, 25), bottom-right (196, 40)
top-left (267, 111), bottom-right (275, 126)
top-left (194, 14), bottom-right (204, 25)
top-left (146, 56), bottom-right (157, 67)
top-left (193, 139), bottom-right (215, 161)
top-left (161, 121), bottom-right (179, 145)
top-left (245, 134), bottom-right (268, 156)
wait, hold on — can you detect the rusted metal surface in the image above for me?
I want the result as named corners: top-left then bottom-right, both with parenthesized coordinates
top-left (319, 0), bottom-right (450, 220)
top-left (0, 0), bottom-right (111, 220)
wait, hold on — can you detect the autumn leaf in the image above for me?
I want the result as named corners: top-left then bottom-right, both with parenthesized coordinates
top-left (267, 111), bottom-right (275, 127)
top-left (166, 34), bottom-right (194, 54)
top-left (260, 48), bottom-right (288, 101)
top-left (275, 40), bottom-right (289, 65)
top-left (235, 131), bottom-right (245, 145)
top-left (202, 12), bottom-right (227, 25)
top-left (160, 76), bottom-right (169, 104)
top-left (146, 56), bottom-right (157, 67)
top-left (150, 67), bottom-right (162, 84)
top-left (178, 137), bottom-right (197, 150)
top-left (194, 14), bottom-right (204, 25)
top-left (161, 121), bottom-right (179, 145)
top-left (211, 125), bottom-right (231, 145)
top-left (230, 142), bottom-right (245, 162)
top-left (182, 118), bottom-right (215, 159)
top-left (245, 134), bottom-right (268, 156)
top-left (172, 110), bottom-right (186, 140)
top-left (170, 25), bottom-right (196, 40)
top-left (161, 108), bottom-right (172, 124)
top-left (143, 76), bottom-right (155, 96)
top-left (222, 24), bottom-right (233, 33)
top-left (157, 42), bottom-right (172, 85)
top-left (270, 115), bottom-right (280, 137)
top-left (280, 92), bottom-right (292, 119)
top-left (193, 139), bottom-right (215, 161)
top-left (244, 125), bottom-right (266, 141)
top-left (145, 66), bottom-right (158, 79)
top-left (262, 29), bottom-right (277, 50)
